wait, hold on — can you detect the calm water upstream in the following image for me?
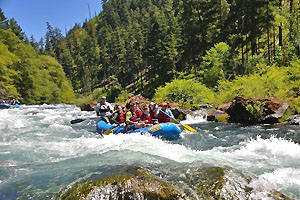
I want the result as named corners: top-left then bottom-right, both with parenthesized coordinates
top-left (0, 104), bottom-right (300, 199)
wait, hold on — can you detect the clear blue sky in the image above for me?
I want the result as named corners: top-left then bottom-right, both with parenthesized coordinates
top-left (0, 0), bottom-right (102, 41)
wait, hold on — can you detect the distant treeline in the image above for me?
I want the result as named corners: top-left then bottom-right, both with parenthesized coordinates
top-left (0, 9), bottom-right (74, 104)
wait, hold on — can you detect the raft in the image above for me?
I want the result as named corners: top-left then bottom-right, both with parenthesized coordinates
top-left (96, 120), bottom-right (182, 140)
top-left (0, 103), bottom-right (20, 109)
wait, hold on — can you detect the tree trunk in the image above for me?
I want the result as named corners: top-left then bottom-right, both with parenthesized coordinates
top-left (267, 0), bottom-right (270, 64)
top-left (273, 26), bottom-right (276, 59)
top-left (279, 0), bottom-right (283, 47)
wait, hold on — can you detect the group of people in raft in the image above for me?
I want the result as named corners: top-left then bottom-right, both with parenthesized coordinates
top-left (95, 96), bottom-right (174, 129)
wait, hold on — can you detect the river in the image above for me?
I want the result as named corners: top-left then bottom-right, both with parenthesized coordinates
top-left (0, 104), bottom-right (300, 199)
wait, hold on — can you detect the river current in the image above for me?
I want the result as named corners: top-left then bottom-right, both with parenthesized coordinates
top-left (0, 104), bottom-right (300, 199)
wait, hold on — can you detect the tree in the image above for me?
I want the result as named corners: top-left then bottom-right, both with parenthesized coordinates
top-left (8, 18), bottom-right (26, 41)
top-left (0, 8), bottom-right (8, 29)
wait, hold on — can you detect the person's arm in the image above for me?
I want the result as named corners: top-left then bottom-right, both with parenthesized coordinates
top-left (112, 112), bottom-right (118, 121)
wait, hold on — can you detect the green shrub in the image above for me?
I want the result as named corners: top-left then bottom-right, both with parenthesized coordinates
top-left (154, 79), bottom-right (215, 106)
top-left (213, 63), bottom-right (296, 106)
top-left (115, 90), bottom-right (131, 104)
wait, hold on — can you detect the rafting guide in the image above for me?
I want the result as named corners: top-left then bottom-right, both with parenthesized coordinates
top-left (95, 96), bottom-right (113, 123)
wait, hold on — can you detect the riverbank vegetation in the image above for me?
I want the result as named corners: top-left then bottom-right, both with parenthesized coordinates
top-left (1, 0), bottom-right (300, 109)
top-left (0, 9), bottom-right (74, 104)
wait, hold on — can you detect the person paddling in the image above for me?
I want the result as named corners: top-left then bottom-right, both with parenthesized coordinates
top-left (135, 101), bottom-right (143, 121)
top-left (95, 96), bottom-right (113, 123)
top-left (125, 102), bottom-right (144, 129)
top-left (140, 106), bottom-right (152, 127)
top-left (112, 104), bottom-right (125, 124)
top-left (157, 102), bottom-right (174, 123)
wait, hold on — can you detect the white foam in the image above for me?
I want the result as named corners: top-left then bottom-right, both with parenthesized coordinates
top-left (260, 168), bottom-right (300, 187)
top-left (181, 110), bottom-right (207, 124)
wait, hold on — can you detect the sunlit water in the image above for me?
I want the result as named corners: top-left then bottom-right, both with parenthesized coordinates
top-left (0, 104), bottom-right (300, 199)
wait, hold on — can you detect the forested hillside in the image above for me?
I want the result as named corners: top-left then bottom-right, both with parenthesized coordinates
top-left (2, 0), bottom-right (300, 107)
top-left (0, 9), bottom-right (74, 104)
top-left (40, 0), bottom-right (300, 107)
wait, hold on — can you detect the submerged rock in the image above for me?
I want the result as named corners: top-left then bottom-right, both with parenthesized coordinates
top-left (225, 96), bottom-right (290, 124)
top-left (58, 165), bottom-right (291, 200)
top-left (58, 167), bottom-right (186, 200)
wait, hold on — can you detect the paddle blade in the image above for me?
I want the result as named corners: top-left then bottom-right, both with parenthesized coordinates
top-left (104, 128), bottom-right (114, 135)
top-left (70, 119), bottom-right (86, 124)
top-left (182, 124), bottom-right (196, 132)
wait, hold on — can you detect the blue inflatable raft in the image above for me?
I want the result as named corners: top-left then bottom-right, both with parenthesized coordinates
top-left (0, 103), bottom-right (20, 109)
top-left (96, 120), bottom-right (182, 140)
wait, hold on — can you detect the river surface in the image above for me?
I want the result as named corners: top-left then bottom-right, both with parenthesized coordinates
top-left (0, 104), bottom-right (300, 199)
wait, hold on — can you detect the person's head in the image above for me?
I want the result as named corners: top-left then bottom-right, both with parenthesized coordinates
top-left (130, 102), bottom-right (137, 111)
top-left (149, 102), bottom-right (156, 110)
top-left (114, 104), bottom-right (119, 110)
top-left (143, 106), bottom-right (149, 114)
top-left (100, 96), bottom-right (106, 103)
top-left (161, 102), bottom-right (168, 111)
top-left (116, 105), bottom-right (123, 112)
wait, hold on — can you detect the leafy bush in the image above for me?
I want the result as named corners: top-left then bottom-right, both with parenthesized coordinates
top-left (115, 90), bottom-right (131, 104)
top-left (198, 42), bottom-right (231, 88)
top-left (154, 79), bottom-right (215, 107)
top-left (214, 63), bottom-right (300, 106)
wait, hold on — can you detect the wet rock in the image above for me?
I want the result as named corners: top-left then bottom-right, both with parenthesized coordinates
top-left (58, 167), bottom-right (186, 200)
top-left (58, 164), bottom-right (291, 200)
top-left (217, 103), bottom-right (231, 112)
top-left (171, 107), bottom-right (187, 121)
top-left (207, 109), bottom-right (229, 122)
top-left (178, 164), bottom-right (291, 200)
top-left (225, 96), bottom-right (290, 124)
top-left (285, 115), bottom-right (300, 125)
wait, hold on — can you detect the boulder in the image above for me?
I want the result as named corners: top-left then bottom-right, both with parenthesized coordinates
top-left (207, 109), bottom-right (229, 122)
top-left (58, 165), bottom-right (291, 200)
top-left (225, 96), bottom-right (290, 124)
top-left (58, 167), bottom-right (186, 200)
top-left (285, 115), bottom-right (300, 125)
top-left (80, 101), bottom-right (98, 111)
top-left (171, 107), bottom-right (187, 121)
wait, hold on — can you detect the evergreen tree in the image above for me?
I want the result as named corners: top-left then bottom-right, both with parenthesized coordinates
top-left (0, 8), bottom-right (8, 29)
top-left (8, 18), bottom-right (26, 41)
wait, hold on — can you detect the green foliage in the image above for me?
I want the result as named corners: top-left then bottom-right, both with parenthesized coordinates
top-left (215, 113), bottom-right (229, 123)
top-left (154, 79), bottom-right (215, 106)
top-left (115, 90), bottom-right (131, 104)
top-left (214, 63), bottom-right (300, 106)
top-left (199, 42), bottom-right (231, 88)
top-left (244, 101), bottom-right (265, 118)
top-left (0, 27), bottom-right (74, 104)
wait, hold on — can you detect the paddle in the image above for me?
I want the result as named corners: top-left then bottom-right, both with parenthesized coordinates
top-left (70, 117), bottom-right (99, 124)
top-left (160, 110), bottom-right (196, 132)
top-left (70, 118), bottom-right (87, 124)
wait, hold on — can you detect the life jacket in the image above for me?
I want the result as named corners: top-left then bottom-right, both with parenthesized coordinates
top-left (158, 110), bottom-right (170, 123)
top-left (116, 111), bottom-right (125, 123)
top-left (150, 110), bottom-right (157, 120)
top-left (99, 103), bottom-right (110, 113)
top-left (135, 107), bottom-right (143, 119)
top-left (126, 110), bottom-right (137, 122)
top-left (141, 113), bottom-right (151, 124)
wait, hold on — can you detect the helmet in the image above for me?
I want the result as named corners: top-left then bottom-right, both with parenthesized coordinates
top-left (161, 102), bottom-right (168, 106)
